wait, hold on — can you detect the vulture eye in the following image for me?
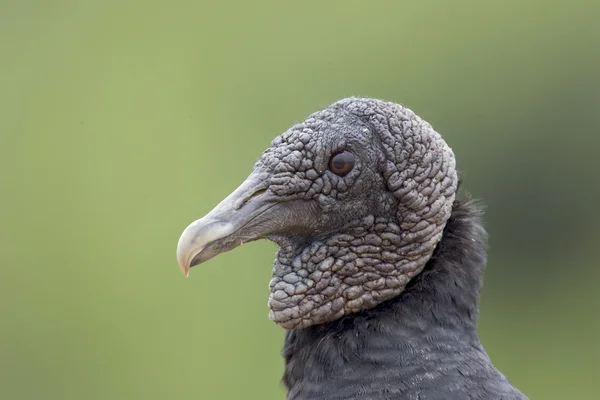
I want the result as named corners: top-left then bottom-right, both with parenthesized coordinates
top-left (329, 151), bottom-right (355, 176)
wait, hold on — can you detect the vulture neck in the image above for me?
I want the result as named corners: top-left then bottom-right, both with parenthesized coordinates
top-left (281, 195), bottom-right (488, 390)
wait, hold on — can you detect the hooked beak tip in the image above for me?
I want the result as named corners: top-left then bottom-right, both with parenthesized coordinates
top-left (176, 232), bottom-right (197, 278)
top-left (175, 173), bottom-right (273, 279)
top-left (176, 218), bottom-right (234, 279)
top-left (179, 263), bottom-right (190, 278)
top-left (177, 249), bottom-right (204, 278)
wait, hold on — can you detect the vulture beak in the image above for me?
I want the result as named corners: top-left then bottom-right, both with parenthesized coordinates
top-left (176, 172), bottom-right (276, 277)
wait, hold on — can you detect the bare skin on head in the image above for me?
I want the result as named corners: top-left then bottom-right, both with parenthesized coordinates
top-left (176, 97), bottom-right (457, 329)
top-left (176, 98), bottom-right (528, 399)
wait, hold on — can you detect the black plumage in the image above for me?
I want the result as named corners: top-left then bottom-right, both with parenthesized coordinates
top-left (176, 98), bottom-right (528, 399)
top-left (282, 195), bottom-right (524, 399)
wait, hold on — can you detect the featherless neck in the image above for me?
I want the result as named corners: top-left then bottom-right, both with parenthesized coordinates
top-left (282, 196), bottom-right (487, 390)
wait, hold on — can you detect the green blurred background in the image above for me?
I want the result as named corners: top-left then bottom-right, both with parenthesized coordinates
top-left (1, 1), bottom-right (599, 399)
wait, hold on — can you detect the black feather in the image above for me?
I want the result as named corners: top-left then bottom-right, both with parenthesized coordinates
top-left (282, 188), bottom-right (527, 399)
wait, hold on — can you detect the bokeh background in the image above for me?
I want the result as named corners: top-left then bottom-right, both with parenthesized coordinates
top-left (1, 1), bottom-right (599, 399)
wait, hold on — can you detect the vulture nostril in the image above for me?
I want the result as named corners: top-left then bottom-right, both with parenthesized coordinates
top-left (240, 187), bottom-right (268, 207)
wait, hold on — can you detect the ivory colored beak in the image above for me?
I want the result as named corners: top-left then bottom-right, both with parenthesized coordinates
top-left (176, 218), bottom-right (235, 277)
top-left (175, 172), bottom-right (275, 277)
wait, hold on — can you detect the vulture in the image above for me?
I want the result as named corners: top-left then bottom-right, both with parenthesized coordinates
top-left (176, 98), bottom-right (528, 399)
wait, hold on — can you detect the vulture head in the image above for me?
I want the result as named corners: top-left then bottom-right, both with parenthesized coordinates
top-left (177, 98), bottom-right (458, 330)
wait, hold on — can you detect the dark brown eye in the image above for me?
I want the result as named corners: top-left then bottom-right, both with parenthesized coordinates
top-left (328, 151), bottom-right (355, 176)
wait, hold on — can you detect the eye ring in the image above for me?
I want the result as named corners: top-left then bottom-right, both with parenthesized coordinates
top-left (328, 151), bottom-right (355, 176)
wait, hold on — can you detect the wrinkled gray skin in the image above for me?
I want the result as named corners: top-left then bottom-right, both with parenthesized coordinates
top-left (176, 98), bottom-right (527, 399)
top-left (260, 99), bottom-right (456, 329)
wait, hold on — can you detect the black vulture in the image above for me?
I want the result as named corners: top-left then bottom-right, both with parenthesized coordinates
top-left (176, 98), bottom-right (528, 399)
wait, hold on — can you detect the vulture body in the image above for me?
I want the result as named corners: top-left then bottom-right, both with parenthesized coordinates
top-left (177, 98), bottom-right (528, 399)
